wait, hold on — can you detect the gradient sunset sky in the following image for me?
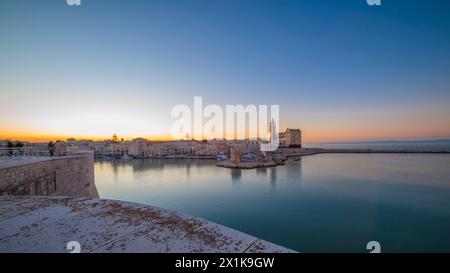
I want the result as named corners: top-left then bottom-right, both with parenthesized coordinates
top-left (1, 0), bottom-right (450, 142)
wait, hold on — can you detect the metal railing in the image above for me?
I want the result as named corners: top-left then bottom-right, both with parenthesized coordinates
top-left (0, 147), bottom-right (50, 161)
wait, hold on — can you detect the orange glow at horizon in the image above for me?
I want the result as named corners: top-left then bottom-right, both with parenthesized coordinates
top-left (1, 127), bottom-right (450, 143)
top-left (0, 131), bottom-right (175, 143)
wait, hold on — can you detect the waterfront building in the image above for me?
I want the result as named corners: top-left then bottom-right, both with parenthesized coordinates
top-left (32, 132), bottom-right (302, 159)
top-left (111, 141), bottom-right (129, 156)
top-left (129, 138), bottom-right (148, 157)
top-left (67, 138), bottom-right (94, 152)
top-left (230, 147), bottom-right (242, 163)
top-left (226, 139), bottom-right (260, 155)
top-left (93, 141), bottom-right (111, 156)
top-left (211, 139), bottom-right (229, 154)
top-left (195, 141), bottom-right (221, 156)
top-left (279, 129), bottom-right (302, 148)
top-left (146, 141), bottom-right (162, 156)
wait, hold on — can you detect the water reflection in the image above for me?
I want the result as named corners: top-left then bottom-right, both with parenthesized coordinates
top-left (270, 167), bottom-right (277, 190)
top-left (230, 169), bottom-right (242, 184)
top-left (256, 167), bottom-right (267, 176)
top-left (97, 158), bottom-right (216, 170)
top-left (94, 155), bottom-right (450, 253)
top-left (285, 157), bottom-right (303, 186)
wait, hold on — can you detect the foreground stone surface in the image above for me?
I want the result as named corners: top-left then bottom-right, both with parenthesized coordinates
top-left (0, 196), bottom-right (295, 253)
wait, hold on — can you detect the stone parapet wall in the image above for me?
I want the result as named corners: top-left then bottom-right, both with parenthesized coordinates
top-left (0, 152), bottom-right (98, 198)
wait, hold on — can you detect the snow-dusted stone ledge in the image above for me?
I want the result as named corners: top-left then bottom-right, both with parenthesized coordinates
top-left (0, 196), bottom-right (295, 253)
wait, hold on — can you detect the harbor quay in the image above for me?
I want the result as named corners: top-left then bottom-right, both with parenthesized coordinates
top-left (1, 128), bottom-right (304, 165)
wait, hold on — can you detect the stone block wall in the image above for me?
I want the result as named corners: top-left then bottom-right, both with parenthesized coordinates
top-left (0, 152), bottom-right (98, 198)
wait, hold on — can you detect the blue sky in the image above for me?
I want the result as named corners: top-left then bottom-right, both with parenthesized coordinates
top-left (1, 0), bottom-right (449, 142)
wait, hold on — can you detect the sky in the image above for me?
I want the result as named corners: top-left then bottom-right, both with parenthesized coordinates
top-left (0, 0), bottom-right (450, 143)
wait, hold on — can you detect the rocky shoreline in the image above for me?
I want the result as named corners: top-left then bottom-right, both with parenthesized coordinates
top-left (216, 161), bottom-right (279, 169)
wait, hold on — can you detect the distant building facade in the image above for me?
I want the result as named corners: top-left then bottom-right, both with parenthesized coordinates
top-left (279, 129), bottom-right (302, 148)
top-left (24, 129), bottom-right (302, 159)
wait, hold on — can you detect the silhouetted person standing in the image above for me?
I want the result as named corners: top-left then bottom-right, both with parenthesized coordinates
top-left (48, 141), bottom-right (55, 157)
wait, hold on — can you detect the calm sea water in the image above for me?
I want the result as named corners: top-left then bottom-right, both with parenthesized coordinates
top-left (305, 140), bottom-right (450, 152)
top-left (94, 154), bottom-right (450, 253)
